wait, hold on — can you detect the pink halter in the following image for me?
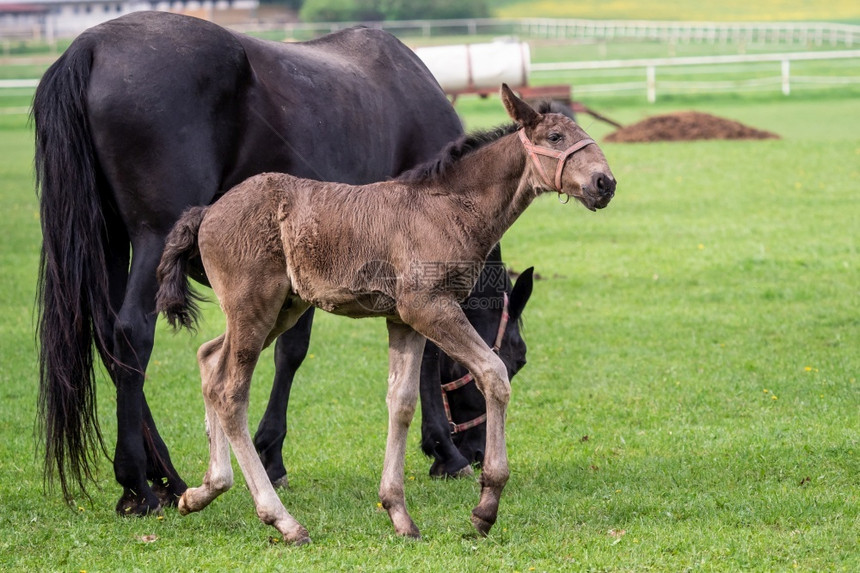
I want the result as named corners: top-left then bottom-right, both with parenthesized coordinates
top-left (518, 129), bottom-right (596, 192)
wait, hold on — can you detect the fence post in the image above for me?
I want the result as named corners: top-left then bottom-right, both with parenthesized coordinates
top-left (646, 65), bottom-right (656, 103)
top-left (781, 59), bottom-right (791, 95)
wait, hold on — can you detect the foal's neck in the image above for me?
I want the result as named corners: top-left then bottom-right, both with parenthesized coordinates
top-left (439, 133), bottom-right (537, 251)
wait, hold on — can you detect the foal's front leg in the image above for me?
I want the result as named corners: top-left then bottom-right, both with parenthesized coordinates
top-left (403, 299), bottom-right (511, 537)
top-left (380, 321), bottom-right (426, 538)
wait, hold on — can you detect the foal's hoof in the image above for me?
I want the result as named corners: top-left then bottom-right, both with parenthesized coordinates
top-left (393, 518), bottom-right (422, 539)
top-left (470, 511), bottom-right (496, 537)
top-left (177, 493), bottom-right (192, 516)
top-left (386, 507), bottom-right (421, 539)
top-left (284, 527), bottom-right (312, 546)
top-left (403, 529), bottom-right (422, 540)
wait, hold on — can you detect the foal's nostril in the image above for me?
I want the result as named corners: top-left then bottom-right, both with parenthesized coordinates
top-left (593, 173), bottom-right (616, 197)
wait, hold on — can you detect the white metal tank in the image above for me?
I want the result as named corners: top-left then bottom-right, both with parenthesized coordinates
top-left (414, 41), bottom-right (531, 92)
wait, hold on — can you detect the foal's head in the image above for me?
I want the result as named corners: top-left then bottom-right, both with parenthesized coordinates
top-left (502, 84), bottom-right (617, 211)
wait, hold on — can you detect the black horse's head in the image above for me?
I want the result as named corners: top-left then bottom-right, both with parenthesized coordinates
top-left (421, 244), bottom-right (534, 477)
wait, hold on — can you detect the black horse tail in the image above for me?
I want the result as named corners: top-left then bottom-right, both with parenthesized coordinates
top-left (156, 206), bottom-right (208, 331)
top-left (32, 39), bottom-right (110, 502)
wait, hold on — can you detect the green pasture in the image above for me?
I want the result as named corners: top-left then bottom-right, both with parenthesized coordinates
top-left (0, 42), bottom-right (859, 573)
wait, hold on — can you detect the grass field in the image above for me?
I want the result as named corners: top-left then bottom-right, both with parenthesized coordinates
top-left (1, 26), bottom-right (859, 573)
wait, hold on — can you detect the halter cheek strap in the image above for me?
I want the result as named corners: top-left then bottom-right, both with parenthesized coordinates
top-left (518, 129), bottom-right (596, 193)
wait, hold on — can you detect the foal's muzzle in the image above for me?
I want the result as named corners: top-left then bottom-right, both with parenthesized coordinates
top-left (594, 172), bottom-right (616, 199)
top-left (579, 172), bottom-right (616, 211)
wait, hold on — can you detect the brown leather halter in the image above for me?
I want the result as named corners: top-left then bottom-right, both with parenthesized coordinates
top-left (440, 292), bottom-right (510, 434)
top-left (518, 129), bottom-right (596, 193)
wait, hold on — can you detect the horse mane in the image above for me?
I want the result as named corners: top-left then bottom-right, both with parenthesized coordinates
top-left (397, 101), bottom-right (557, 185)
top-left (395, 122), bottom-right (518, 184)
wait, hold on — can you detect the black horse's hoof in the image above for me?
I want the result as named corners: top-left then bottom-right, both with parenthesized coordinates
top-left (115, 489), bottom-right (162, 516)
top-left (151, 479), bottom-right (187, 508)
top-left (271, 473), bottom-right (289, 489)
top-left (429, 459), bottom-right (473, 479)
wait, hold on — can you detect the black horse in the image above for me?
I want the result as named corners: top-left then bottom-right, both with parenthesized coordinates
top-left (33, 11), bottom-right (528, 515)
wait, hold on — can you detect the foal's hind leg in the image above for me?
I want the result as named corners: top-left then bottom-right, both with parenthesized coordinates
top-left (401, 298), bottom-right (510, 537)
top-left (180, 251), bottom-right (312, 542)
top-left (379, 321), bottom-right (426, 538)
top-left (178, 335), bottom-right (234, 514)
top-left (182, 323), bottom-right (311, 543)
top-left (206, 300), bottom-right (312, 544)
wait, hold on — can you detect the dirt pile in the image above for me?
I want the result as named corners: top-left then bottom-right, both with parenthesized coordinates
top-left (604, 111), bottom-right (779, 143)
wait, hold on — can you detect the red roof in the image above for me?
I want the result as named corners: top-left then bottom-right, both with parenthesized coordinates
top-left (0, 4), bottom-right (50, 14)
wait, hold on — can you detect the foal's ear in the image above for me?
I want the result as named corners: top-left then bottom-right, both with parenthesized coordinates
top-left (501, 84), bottom-right (540, 129)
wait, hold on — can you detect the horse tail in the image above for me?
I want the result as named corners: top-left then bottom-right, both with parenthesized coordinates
top-left (32, 38), bottom-right (110, 502)
top-left (156, 206), bottom-right (209, 331)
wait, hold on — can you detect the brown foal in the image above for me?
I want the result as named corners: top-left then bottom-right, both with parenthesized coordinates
top-left (156, 84), bottom-right (616, 544)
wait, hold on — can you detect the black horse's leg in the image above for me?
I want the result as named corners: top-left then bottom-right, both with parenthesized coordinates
top-left (112, 235), bottom-right (172, 515)
top-left (254, 308), bottom-right (315, 487)
top-left (102, 230), bottom-right (187, 507)
top-left (143, 399), bottom-right (188, 506)
top-left (419, 341), bottom-right (472, 478)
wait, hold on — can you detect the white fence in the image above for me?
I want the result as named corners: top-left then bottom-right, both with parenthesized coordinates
top-left (531, 49), bottom-right (860, 102)
top-left (252, 17), bottom-right (860, 48)
top-left (3, 49), bottom-right (859, 110)
top-left (515, 19), bottom-right (859, 47)
top-left (3, 19), bottom-right (859, 112)
top-left (3, 13), bottom-right (859, 47)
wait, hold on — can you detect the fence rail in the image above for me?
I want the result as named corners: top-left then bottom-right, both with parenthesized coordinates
top-left (243, 17), bottom-right (860, 48)
top-left (2, 22), bottom-right (859, 111)
top-left (0, 79), bottom-right (38, 88)
top-left (531, 49), bottom-right (860, 102)
top-left (515, 19), bottom-right (859, 47)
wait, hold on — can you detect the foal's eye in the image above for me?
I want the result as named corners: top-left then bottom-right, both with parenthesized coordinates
top-left (547, 132), bottom-right (563, 143)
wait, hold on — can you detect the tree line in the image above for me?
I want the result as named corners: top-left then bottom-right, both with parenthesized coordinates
top-left (261, 0), bottom-right (490, 22)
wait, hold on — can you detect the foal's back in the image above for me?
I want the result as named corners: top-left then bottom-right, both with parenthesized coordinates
top-left (200, 172), bottom-right (478, 318)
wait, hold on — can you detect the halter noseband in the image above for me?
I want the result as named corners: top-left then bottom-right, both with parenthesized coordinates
top-left (518, 129), bottom-right (596, 193)
top-left (440, 292), bottom-right (510, 434)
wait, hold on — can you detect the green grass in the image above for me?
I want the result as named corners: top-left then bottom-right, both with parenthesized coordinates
top-left (1, 77), bottom-right (859, 571)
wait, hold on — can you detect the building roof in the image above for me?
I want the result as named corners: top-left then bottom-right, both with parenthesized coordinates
top-left (0, 3), bottom-right (50, 13)
top-left (0, 0), bottom-right (121, 6)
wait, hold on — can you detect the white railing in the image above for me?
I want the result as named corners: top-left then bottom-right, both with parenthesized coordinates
top-left (3, 14), bottom-right (859, 46)
top-left (241, 18), bottom-right (860, 48)
top-left (2, 28), bottom-right (859, 113)
top-left (531, 49), bottom-right (860, 102)
top-left (517, 19), bottom-right (859, 47)
top-left (0, 79), bottom-right (38, 88)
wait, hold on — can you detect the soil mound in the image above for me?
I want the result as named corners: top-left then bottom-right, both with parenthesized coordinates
top-left (604, 111), bottom-right (779, 143)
